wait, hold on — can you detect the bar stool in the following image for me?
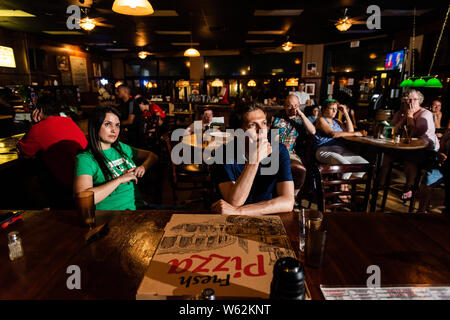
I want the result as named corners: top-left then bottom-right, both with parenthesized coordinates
top-left (380, 161), bottom-right (422, 213)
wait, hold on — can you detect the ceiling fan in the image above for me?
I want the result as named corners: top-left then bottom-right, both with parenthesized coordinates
top-left (71, 0), bottom-right (115, 30)
top-left (329, 8), bottom-right (367, 32)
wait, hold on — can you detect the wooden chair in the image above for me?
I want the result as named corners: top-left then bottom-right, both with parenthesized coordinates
top-left (316, 163), bottom-right (374, 213)
top-left (161, 133), bottom-right (213, 208)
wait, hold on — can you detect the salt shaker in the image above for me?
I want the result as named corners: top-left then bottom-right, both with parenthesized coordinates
top-left (8, 231), bottom-right (24, 261)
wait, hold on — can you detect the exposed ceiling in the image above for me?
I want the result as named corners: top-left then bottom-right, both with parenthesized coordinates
top-left (0, 0), bottom-right (444, 55)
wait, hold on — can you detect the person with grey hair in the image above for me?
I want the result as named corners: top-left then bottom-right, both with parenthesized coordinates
top-left (379, 89), bottom-right (439, 202)
top-left (270, 94), bottom-right (316, 205)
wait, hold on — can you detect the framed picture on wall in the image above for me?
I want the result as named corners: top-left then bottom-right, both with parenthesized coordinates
top-left (305, 83), bottom-right (315, 96)
top-left (56, 56), bottom-right (69, 71)
top-left (306, 62), bottom-right (317, 75)
top-left (93, 62), bottom-right (102, 77)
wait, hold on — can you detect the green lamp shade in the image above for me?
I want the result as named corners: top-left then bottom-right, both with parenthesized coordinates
top-left (425, 78), bottom-right (443, 88)
top-left (412, 78), bottom-right (426, 87)
top-left (400, 79), bottom-right (414, 87)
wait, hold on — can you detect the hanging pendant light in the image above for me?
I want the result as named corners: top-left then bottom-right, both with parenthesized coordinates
top-left (184, 11), bottom-right (200, 57)
top-left (399, 78), bottom-right (414, 87)
top-left (247, 79), bottom-right (256, 87)
top-left (400, 5), bottom-right (449, 89)
top-left (425, 77), bottom-right (443, 88)
top-left (112, 0), bottom-right (154, 16)
top-left (184, 48), bottom-right (200, 57)
top-left (411, 78), bottom-right (426, 87)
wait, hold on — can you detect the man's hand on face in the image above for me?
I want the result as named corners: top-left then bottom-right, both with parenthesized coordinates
top-left (247, 130), bottom-right (272, 165)
top-left (295, 107), bottom-right (304, 118)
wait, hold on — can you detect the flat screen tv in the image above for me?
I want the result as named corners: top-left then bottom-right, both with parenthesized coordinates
top-left (384, 50), bottom-right (404, 71)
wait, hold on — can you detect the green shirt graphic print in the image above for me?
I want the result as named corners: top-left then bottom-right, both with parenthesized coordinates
top-left (75, 142), bottom-right (144, 210)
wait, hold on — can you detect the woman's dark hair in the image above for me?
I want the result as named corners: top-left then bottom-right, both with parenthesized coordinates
top-left (87, 106), bottom-right (130, 181)
top-left (229, 102), bottom-right (266, 129)
top-left (35, 94), bottom-right (60, 116)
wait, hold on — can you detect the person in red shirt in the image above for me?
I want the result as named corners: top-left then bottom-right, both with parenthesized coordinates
top-left (128, 97), bottom-right (166, 150)
top-left (17, 95), bottom-right (87, 209)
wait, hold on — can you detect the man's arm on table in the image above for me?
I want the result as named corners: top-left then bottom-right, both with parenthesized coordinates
top-left (212, 181), bottom-right (294, 216)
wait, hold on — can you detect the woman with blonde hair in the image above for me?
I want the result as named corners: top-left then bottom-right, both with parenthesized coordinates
top-left (379, 89), bottom-right (439, 201)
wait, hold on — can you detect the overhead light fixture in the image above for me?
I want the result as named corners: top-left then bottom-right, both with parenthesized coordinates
top-left (285, 78), bottom-right (298, 86)
top-left (282, 41), bottom-right (293, 52)
top-left (247, 80), bottom-right (256, 87)
top-left (112, 0), bottom-right (154, 16)
top-left (80, 17), bottom-right (96, 31)
top-left (294, 58), bottom-right (301, 64)
top-left (0, 10), bottom-right (36, 17)
top-left (176, 80), bottom-right (190, 88)
top-left (369, 53), bottom-right (377, 59)
top-left (400, 5), bottom-right (448, 89)
top-left (211, 79), bottom-right (223, 87)
top-left (138, 51), bottom-right (150, 59)
top-left (241, 70), bottom-right (246, 75)
top-left (0, 46), bottom-right (16, 68)
top-left (204, 62), bottom-right (209, 69)
top-left (400, 76), bottom-right (443, 88)
top-left (335, 8), bottom-right (352, 32)
top-left (186, 61), bottom-right (191, 67)
top-left (184, 48), bottom-right (200, 57)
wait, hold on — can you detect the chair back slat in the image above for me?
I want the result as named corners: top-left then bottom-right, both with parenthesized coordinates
top-left (317, 163), bottom-right (374, 213)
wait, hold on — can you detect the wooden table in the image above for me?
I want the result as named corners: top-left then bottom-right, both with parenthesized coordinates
top-left (1, 210), bottom-right (449, 300)
top-left (301, 212), bottom-right (450, 299)
top-left (343, 136), bottom-right (429, 211)
top-left (181, 132), bottom-right (233, 151)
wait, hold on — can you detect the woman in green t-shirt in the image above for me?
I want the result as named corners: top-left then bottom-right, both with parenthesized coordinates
top-left (74, 107), bottom-right (158, 210)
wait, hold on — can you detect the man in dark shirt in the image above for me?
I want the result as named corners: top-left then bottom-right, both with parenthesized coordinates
top-left (211, 103), bottom-right (294, 215)
top-left (117, 84), bottom-right (136, 125)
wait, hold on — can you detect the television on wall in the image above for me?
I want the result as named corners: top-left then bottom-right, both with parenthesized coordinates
top-left (384, 50), bottom-right (404, 71)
